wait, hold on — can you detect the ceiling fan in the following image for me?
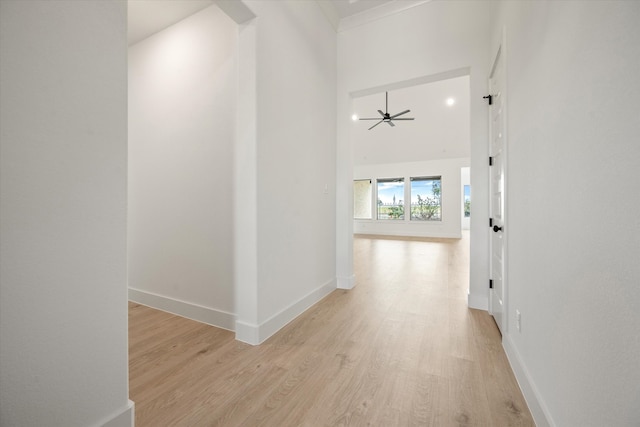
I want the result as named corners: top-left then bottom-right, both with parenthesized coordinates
top-left (359, 91), bottom-right (414, 130)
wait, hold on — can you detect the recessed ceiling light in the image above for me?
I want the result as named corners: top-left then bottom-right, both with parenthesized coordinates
top-left (446, 97), bottom-right (455, 106)
top-left (352, 114), bottom-right (359, 121)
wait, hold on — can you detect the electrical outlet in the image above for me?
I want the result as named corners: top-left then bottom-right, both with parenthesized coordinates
top-left (516, 309), bottom-right (521, 332)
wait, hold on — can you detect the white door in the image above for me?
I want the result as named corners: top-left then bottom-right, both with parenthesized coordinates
top-left (489, 46), bottom-right (506, 335)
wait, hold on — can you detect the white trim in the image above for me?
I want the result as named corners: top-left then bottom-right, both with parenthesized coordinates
top-left (234, 9), bottom-right (259, 340)
top-left (235, 320), bottom-right (260, 345)
top-left (501, 25), bottom-right (511, 336)
top-left (353, 229), bottom-right (461, 239)
top-left (467, 291), bottom-right (488, 310)
top-left (337, 274), bottom-right (355, 290)
top-left (503, 335), bottom-right (554, 427)
top-left (213, 0), bottom-right (255, 25)
top-left (258, 279), bottom-right (335, 343)
top-left (338, 0), bottom-right (432, 33)
top-left (99, 400), bottom-right (134, 427)
top-left (128, 288), bottom-right (235, 331)
top-left (235, 279), bottom-right (337, 345)
top-left (350, 67), bottom-right (469, 99)
top-left (487, 28), bottom-right (508, 333)
top-left (315, 0), bottom-right (340, 31)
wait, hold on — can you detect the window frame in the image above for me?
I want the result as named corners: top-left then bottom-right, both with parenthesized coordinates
top-left (409, 176), bottom-right (442, 222)
top-left (376, 177), bottom-right (405, 221)
top-left (353, 179), bottom-right (373, 220)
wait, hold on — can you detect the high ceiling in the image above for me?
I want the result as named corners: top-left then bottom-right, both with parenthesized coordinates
top-left (319, 0), bottom-right (430, 30)
top-left (127, 0), bottom-right (428, 45)
top-left (127, 1), bottom-right (467, 166)
top-left (352, 76), bottom-right (470, 166)
top-left (325, 0), bottom-right (397, 19)
top-left (128, 1), bottom-right (214, 45)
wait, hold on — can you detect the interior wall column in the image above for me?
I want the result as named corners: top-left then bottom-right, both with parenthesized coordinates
top-left (227, 1), bottom-right (259, 344)
top-left (336, 91), bottom-right (355, 289)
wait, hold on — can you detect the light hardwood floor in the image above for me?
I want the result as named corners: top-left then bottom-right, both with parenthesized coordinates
top-left (129, 233), bottom-right (534, 426)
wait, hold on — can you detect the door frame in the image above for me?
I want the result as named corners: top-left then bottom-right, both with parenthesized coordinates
top-left (488, 31), bottom-right (509, 335)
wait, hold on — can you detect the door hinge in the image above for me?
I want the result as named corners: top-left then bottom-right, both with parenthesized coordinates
top-left (489, 279), bottom-right (494, 289)
top-left (489, 218), bottom-right (493, 227)
top-left (483, 94), bottom-right (493, 105)
top-left (489, 156), bottom-right (493, 166)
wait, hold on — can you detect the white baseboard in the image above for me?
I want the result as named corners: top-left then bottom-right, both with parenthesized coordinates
top-left (503, 335), bottom-right (554, 427)
top-left (128, 288), bottom-right (235, 331)
top-left (353, 228), bottom-right (462, 239)
top-left (467, 291), bottom-right (488, 310)
top-left (337, 274), bottom-right (355, 290)
top-left (235, 319), bottom-right (260, 345)
top-left (235, 278), bottom-right (336, 345)
top-left (100, 400), bottom-right (134, 427)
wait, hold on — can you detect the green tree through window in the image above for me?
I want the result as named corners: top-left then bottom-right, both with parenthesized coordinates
top-left (410, 177), bottom-right (441, 221)
top-left (377, 178), bottom-right (404, 220)
top-left (464, 185), bottom-right (471, 217)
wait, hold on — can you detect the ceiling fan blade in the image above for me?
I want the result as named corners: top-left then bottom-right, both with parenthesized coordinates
top-left (361, 92), bottom-right (414, 129)
top-left (390, 109), bottom-right (410, 119)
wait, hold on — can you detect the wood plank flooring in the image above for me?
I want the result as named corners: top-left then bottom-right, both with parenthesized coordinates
top-left (129, 233), bottom-right (534, 426)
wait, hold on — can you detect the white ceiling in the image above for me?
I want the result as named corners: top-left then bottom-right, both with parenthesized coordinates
top-left (127, 1), bottom-right (466, 166)
top-left (325, 0), bottom-right (395, 19)
top-left (128, 0), bottom-right (214, 45)
top-left (352, 76), bottom-right (470, 166)
top-left (318, 0), bottom-right (431, 31)
top-left (127, 0), bottom-right (422, 45)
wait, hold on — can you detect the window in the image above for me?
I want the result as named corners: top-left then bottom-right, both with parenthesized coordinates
top-left (410, 176), bottom-right (441, 221)
top-left (353, 179), bottom-right (372, 219)
top-left (377, 178), bottom-right (404, 220)
top-left (464, 185), bottom-right (471, 217)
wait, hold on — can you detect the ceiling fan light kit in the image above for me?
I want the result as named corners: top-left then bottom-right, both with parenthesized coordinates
top-left (358, 91), bottom-right (415, 130)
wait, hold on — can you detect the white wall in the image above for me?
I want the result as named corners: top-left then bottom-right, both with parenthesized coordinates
top-left (128, 0), bottom-right (336, 345)
top-left (234, 0), bottom-right (337, 343)
top-left (0, 1), bottom-right (132, 426)
top-left (490, 1), bottom-right (640, 425)
top-left (128, 5), bottom-right (237, 330)
top-left (337, 1), bottom-right (492, 305)
top-left (354, 158), bottom-right (469, 238)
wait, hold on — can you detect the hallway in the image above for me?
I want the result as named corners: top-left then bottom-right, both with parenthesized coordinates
top-left (129, 233), bottom-right (533, 426)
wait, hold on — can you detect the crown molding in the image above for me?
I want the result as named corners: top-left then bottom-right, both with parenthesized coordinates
top-left (338, 0), bottom-right (432, 32)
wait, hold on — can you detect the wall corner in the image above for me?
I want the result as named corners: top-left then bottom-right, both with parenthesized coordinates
top-left (101, 400), bottom-right (135, 427)
top-left (467, 290), bottom-right (488, 310)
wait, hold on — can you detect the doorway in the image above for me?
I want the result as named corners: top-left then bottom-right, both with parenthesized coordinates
top-left (350, 75), bottom-right (471, 240)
